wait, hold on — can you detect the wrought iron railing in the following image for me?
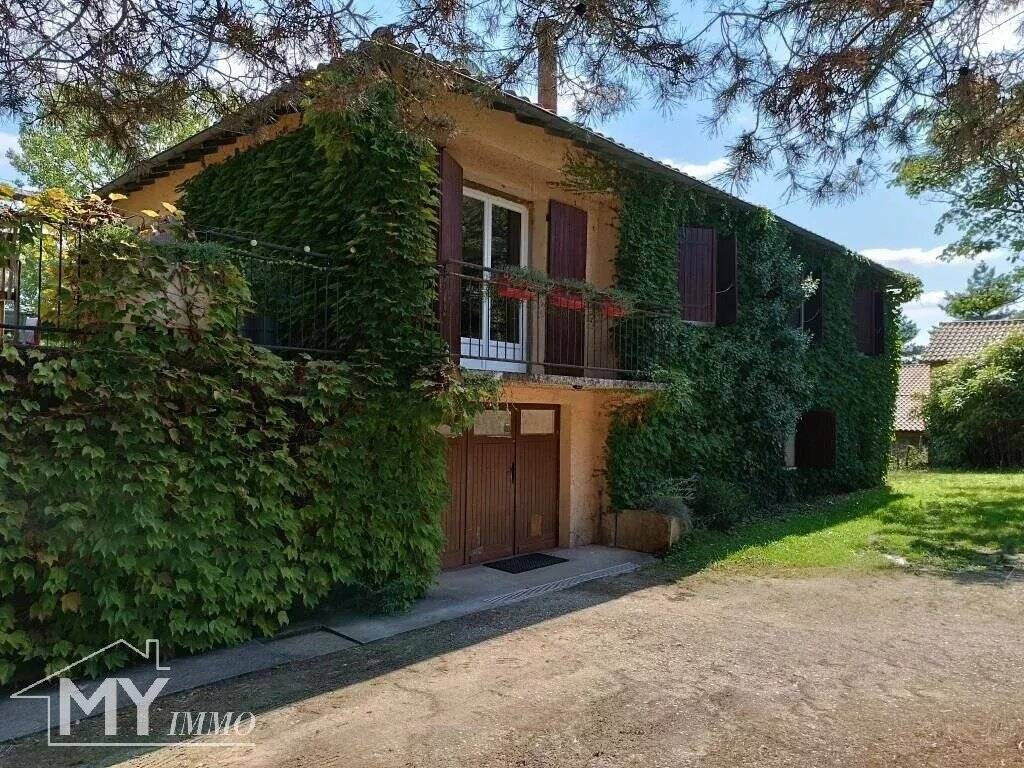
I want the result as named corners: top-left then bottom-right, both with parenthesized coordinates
top-left (1, 221), bottom-right (85, 348)
top-left (194, 229), bottom-right (354, 355)
top-left (438, 260), bottom-right (677, 380)
top-left (2, 223), bottom-right (678, 378)
top-left (0, 224), bottom-right (356, 355)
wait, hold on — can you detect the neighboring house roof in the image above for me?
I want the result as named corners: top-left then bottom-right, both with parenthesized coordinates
top-left (895, 363), bottom-right (931, 432)
top-left (95, 40), bottom-right (904, 284)
top-left (918, 319), bottom-right (1024, 363)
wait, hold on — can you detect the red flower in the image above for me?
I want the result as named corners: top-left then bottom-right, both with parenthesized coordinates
top-left (549, 287), bottom-right (586, 311)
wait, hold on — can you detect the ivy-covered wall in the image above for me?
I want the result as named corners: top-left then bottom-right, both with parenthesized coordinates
top-left (180, 77), bottom-right (445, 378)
top-left (607, 173), bottom-right (904, 511)
top-left (0, 232), bottom-right (458, 685)
top-left (180, 92), bottom-right (905, 516)
top-left (0, 78), bottom-right (492, 686)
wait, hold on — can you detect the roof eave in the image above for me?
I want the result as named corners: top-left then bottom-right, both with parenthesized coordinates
top-left (95, 48), bottom-right (904, 283)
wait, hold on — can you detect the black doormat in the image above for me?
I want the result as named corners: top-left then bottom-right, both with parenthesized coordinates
top-left (484, 552), bottom-right (568, 574)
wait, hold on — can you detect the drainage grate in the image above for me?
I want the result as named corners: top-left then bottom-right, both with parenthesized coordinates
top-left (484, 553), bottom-right (569, 574)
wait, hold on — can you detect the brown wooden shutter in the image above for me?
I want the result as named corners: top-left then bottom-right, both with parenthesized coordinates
top-left (545, 200), bottom-right (588, 374)
top-left (678, 227), bottom-right (716, 323)
top-left (854, 283), bottom-right (874, 355)
top-left (548, 201), bottom-right (587, 280)
top-left (795, 409), bottom-right (837, 469)
top-left (804, 271), bottom-right (824, 343)
top-left (715, 234), bottom-right (738, 326)
top-left (438, 148), bottom-right (463, 359)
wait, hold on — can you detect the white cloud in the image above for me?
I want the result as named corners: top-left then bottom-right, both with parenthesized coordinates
top-left (906, 290), bottom-right (946, 309)
top-left (661, 157), bottom-right (730, 181)
top-left (859, 245), bottom-right (962, 268)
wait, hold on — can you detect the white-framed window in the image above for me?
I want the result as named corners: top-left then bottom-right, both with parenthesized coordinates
top-left (459, 187), bottom-right (530, 372)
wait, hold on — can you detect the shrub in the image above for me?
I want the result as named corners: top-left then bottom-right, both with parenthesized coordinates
top-left (888, 443), bottom-right (928, 471)
top-left (922, 332), bottom-right (1024, 467)
top-left (692, 476), bottom-right (753, 532)
top-left (0, 227), bottom-right (467, 686)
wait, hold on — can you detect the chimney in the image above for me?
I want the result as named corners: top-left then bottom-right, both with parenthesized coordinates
top-left (536, 19), bottom-right (558, 113)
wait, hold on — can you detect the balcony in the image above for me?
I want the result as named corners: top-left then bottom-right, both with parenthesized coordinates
top-left (437, 261), bottom-right (675, 381)
top-left (2, 223), bottom-right (675, 385)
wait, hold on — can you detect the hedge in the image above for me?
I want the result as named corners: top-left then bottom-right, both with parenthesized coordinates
top-left (923, 332), bottom-right (1024, 467)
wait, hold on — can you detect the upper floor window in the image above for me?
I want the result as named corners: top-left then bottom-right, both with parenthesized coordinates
top-left (459, 188), bottom-right (529, 372)
top-left (677, 227), bottom-right (738, 326)
top-left (854, 283), bottom-right (885, 356)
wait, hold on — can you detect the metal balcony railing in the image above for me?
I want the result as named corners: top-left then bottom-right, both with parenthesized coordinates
top-left (0, 225), bottom-right (356, 355)
top-left (2, 222), bottom-right (677, 380)
top-left (438, 260), bottom-right (677, 380)
top-left (1, 222), bottom-right (85, 348)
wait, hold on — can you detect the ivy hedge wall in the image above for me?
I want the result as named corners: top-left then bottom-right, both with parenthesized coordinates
top-left (0, 78), bottom-right (481, 686)
top-left (0, 235), bottom-right (454, 684)
top-left (181, 77), bottom-right (447, 378)
top-left (607, 172), bottom-right (906, 512)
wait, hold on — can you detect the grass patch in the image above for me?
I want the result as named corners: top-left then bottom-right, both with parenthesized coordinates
top-left (667, 471), bottom-right (1024, 574)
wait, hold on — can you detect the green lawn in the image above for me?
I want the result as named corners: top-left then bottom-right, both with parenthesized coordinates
top-left (667, 471), bottom-right (1024, 574)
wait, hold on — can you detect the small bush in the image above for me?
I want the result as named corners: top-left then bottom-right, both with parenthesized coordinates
top-left (693, 476), bottom-right (753, 532)
top-left (635, 476), bottom-right (697, 515)
top-left (923, 332), bottom-right (1024, 468)
top-left (888, 443), bottom-right (928, 471)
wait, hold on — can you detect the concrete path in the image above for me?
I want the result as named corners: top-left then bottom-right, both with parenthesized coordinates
top-left (320, 545), bottom-right (653, 643)
top-left (0, 546), bottom-right (652, 742)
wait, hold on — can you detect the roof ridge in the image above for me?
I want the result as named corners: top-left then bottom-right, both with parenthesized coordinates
top-left (935, 318), bottom-right (1024, 325)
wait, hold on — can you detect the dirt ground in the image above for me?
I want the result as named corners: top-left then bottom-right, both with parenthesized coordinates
top-left (5, 566), bottom-right (1024, 768)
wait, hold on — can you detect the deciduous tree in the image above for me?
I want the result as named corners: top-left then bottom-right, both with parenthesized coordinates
top-left (8, 102), bottom-right (208, 195)
top-left (943, 262), bottom-right (1024, 318)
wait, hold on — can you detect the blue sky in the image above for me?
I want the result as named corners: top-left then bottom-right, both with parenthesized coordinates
top-left (0, 64), bottom-right (1007, 346)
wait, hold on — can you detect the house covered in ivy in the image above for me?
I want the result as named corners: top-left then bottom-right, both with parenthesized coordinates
top-left (99, 41), bottom-right (918, 567)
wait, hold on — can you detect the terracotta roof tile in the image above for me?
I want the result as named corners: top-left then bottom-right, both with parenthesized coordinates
top-left (918, 319), bottom-right (1024, 363)
top-left (894, 363), bottom-right (930, 432)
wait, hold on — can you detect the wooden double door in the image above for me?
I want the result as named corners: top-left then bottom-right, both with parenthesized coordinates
top-left (442, 405), bottom-right (560, 568)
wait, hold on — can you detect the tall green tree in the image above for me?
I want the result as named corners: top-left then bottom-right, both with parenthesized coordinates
top-left (898, 315), bottom-right (923, 359)
top-left (943, 262), bottom-right (1024, 320)
top-left (946, 265), bottom-right (1024, 319)
top-left (8, 108), bottom-right (209, 196)
top-left (897, 81), bottom-right (1024, 263)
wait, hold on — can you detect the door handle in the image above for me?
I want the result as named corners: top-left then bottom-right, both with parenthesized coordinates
top-left (510, 460), bottom-right (516, 484)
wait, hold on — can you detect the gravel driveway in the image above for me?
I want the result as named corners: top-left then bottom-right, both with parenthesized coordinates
top-left (5, 566), bottom-right (1024, 767)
